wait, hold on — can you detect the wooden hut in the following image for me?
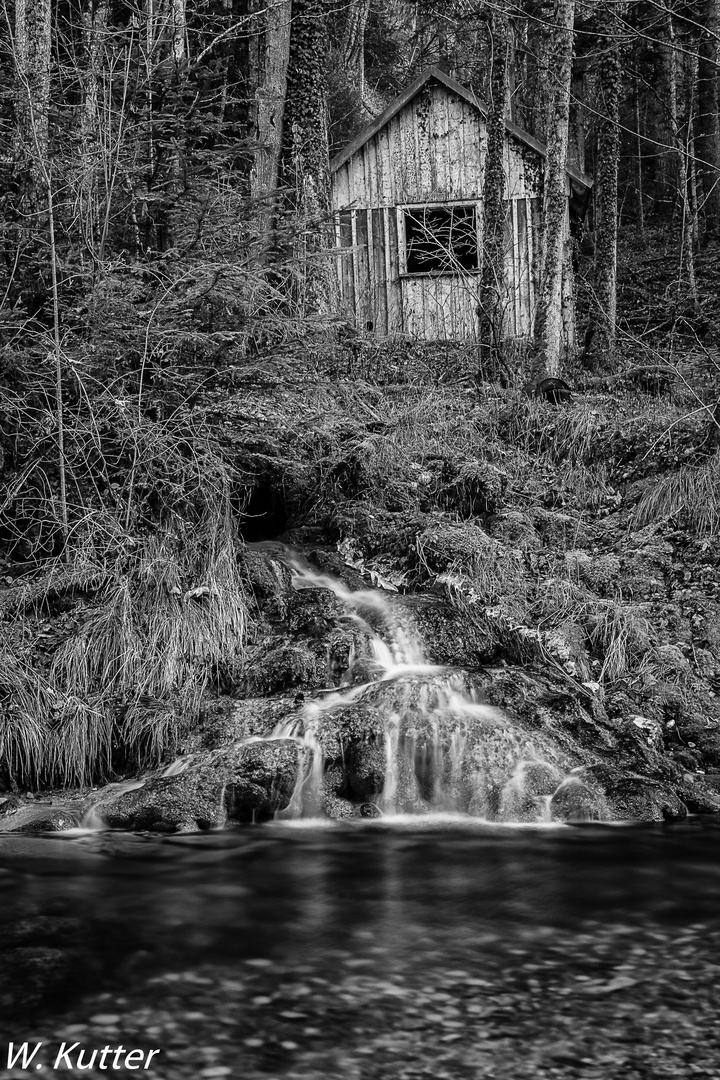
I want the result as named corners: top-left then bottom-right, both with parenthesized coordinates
top-left (331, 67), bottom-right (592, 344)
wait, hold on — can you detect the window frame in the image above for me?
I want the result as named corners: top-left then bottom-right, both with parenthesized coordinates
top-left (398, 200), bottom-right (482, 278)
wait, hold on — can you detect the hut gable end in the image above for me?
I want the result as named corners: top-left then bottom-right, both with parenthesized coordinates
top-left (331, 67), bottom-right (592, 343)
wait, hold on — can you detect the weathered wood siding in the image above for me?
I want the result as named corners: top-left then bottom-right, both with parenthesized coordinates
top-left (332, 79), bottom-right (571, 342)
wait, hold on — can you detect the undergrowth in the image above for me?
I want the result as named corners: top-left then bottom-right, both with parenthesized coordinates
top-left (0, 513), bottom-right (249, 787)
top-left (634, 452), bottom-right (720, 535)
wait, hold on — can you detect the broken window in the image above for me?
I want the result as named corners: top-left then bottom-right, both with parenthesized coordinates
top-left (402, 204), bottom-right (479, 275)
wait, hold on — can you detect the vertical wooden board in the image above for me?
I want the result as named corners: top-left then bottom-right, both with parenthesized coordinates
top-left (511, 200), bottom-right (521, 335)
top-left (355, 208), bottom-right (371, 331)
top-left (426, 84), bottom-right (446, 198)
top-left (503, 200), bottom-right (516, 337)
top-left (333, 163), bottom-right (348, 210)
top-left (353, 146), bottom-right (368, 206)
top-left (445, 94), bottom-right (464, 198)
top-left (454, 276), bottom-right (474, 341)
top-left (404, 100), bottom-right (422, 202)
top-left (443, 277), bottom-right (458, 339)
top-left (372, 208), bottom-right (388, 334)
top-left (427, 278), bottom-right (442, 339)
top-left (529, 197), bottom-right (543, 302)
top-left (514, 198), bottom-right (531, 336)
top-left (338, 210), bottom-right (355, 319)
top-left (377, 126), bottom-right (392, 205)
top-left (365, 138), bottom-right (378, 209)
top-left (387, 208), bottom-right (402, 332)
top-left (462, 102), bottom-right (485, 196)
top-left (402, 278), bottom-right (424, 337)
top-left (393, 113), bottom-right (412, 202)
top-left (506, 144), bottom-right (524, 200)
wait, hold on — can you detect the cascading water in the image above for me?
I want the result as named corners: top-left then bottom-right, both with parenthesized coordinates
top-left (264, 550), bottom-right (591, 823)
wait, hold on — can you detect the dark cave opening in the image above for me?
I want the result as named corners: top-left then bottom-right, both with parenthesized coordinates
top-left (239, 482), bottom-right (288, 541)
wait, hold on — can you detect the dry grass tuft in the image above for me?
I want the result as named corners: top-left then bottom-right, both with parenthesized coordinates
top-left (0, 512), bottom-right (249, 789)
top-left (633, 452), bottom-right (720, 535)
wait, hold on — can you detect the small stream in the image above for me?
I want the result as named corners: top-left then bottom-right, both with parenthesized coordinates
top-left (1, 819), bottom-right (720, 1078)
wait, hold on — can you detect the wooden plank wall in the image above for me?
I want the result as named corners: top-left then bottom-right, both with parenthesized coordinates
top-left (332, 81), bottom-right (559, 342)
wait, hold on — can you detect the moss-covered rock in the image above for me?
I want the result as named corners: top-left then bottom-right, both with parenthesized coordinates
top-left (581, 764), bottom-right (687, 821)
top-left (92, 772), bottom-right (226, 832)
top-left (218, 739), bottom-right (303, 820)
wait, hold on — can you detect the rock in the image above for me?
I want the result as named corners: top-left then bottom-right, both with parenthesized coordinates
top-left (0, 806), bottom-right (81, 833)
top-left (91, 772), bottom-right (226, 832)
top-left (244, 643), bottom-right (319, 694)
top-left (358, 802), bottom-right (382, 818)
top-left (0, 795), bottom-right (22, 818)
top-left (219, 739), bottom-right (303, 821)
top-left (415, 520), bottom-right (498, 577)
top-left (550, 778), bottom-right (607, 821)
top-left (543, 622), bottom-right (592, 680)
top-left (486, 511), bottom-right (542, 552)
top-left (242, 547), bottom-right (294, 621)
top-left (345, 657), bottom-right (386, 685)
top-left (439, 460), bottom-right (508, 517)
top-left (287, 587), bottom-right (344, 636)
top-left (565, 550), bottom-right (622, 596)
top-left (497, 761), bottom-right (564, 823)
top-left (581, 765), bottom-right (687, 821)
top-left (346, 743), bottom-right (387, 798)
top-left (397, 595), bottom-right (495, 665)
top-left (314, 702), bottom-right (386, 758)
top-left (323, 795), bottom-right (356, 820)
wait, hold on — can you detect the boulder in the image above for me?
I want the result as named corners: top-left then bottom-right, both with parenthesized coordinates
top-left (219, 739), bottom-right (303, 820)
top-left (0, 806), bottom-right (81, 834)
top-left (346, 742), bottom-right (387, 799)
top-left (581, 764), bottom-right (687, 821)
top-left (550, 778), bottom-right (607, 822)
top-left (93, 772), bottom-right (226, 832)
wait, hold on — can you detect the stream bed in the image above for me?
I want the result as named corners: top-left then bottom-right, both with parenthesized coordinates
top-left (1, 817), bottom-right (720, 1079)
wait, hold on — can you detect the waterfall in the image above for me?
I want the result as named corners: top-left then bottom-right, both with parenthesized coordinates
top-left (267, 551), bottom-right (589, 824)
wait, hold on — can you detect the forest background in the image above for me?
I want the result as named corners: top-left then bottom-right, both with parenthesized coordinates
top-left (2, 0), bottom-right (720, 794)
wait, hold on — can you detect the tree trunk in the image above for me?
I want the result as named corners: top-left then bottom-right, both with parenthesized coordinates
top-left (696, 0), bottom-right (720, 240)
top-left (281, 0), bottom-right (336, 315)
top-left (14, 0), bottom-right (52, 214)
top-left (342, 0), bottom-right (371, 101)
top-left (479, 6), bottom-right (511, 377)
top-left (666, 15), bottom-right (699, 310)
top-left (252, 0), bottom-right (292, 207)
top-left (533, 0), bottom-right (574, 377)
top-left (79, 0), bottom-right (110, 262)
top-left (587, 23), bottom-right (621, 366)
top-left (635, 81), bottom-right (645, 239)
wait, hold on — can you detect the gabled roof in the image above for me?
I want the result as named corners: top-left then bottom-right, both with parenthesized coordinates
top-left (330, 66), bottom-right (592, 193)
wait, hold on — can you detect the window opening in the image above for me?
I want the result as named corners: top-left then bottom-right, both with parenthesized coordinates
top-left (403, 204), bottom-right (478, 275)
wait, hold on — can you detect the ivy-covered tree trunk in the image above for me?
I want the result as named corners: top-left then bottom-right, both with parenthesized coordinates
top-left (696, 0), bottom-right (720, 241)
top-left (253, 0), bottom-right (291, 197)
top-left (533, 0), bottom-right (574, 377)
top-left (586, 19), bottom-right (621, 366)
top-left (252, 0), bottom-right (292, 258)
top-left (342, 0), bottom-right (371, 101)
top-left (14, 0), bottom-right (51, 214)
top-left (281, 0), bottom-right (336, 315)
top-left (479, 7), bottom-right (510, 378)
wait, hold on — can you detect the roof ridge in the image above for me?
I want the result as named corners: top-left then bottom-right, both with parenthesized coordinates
top-left (330, 65), bottom-right (592, 190)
